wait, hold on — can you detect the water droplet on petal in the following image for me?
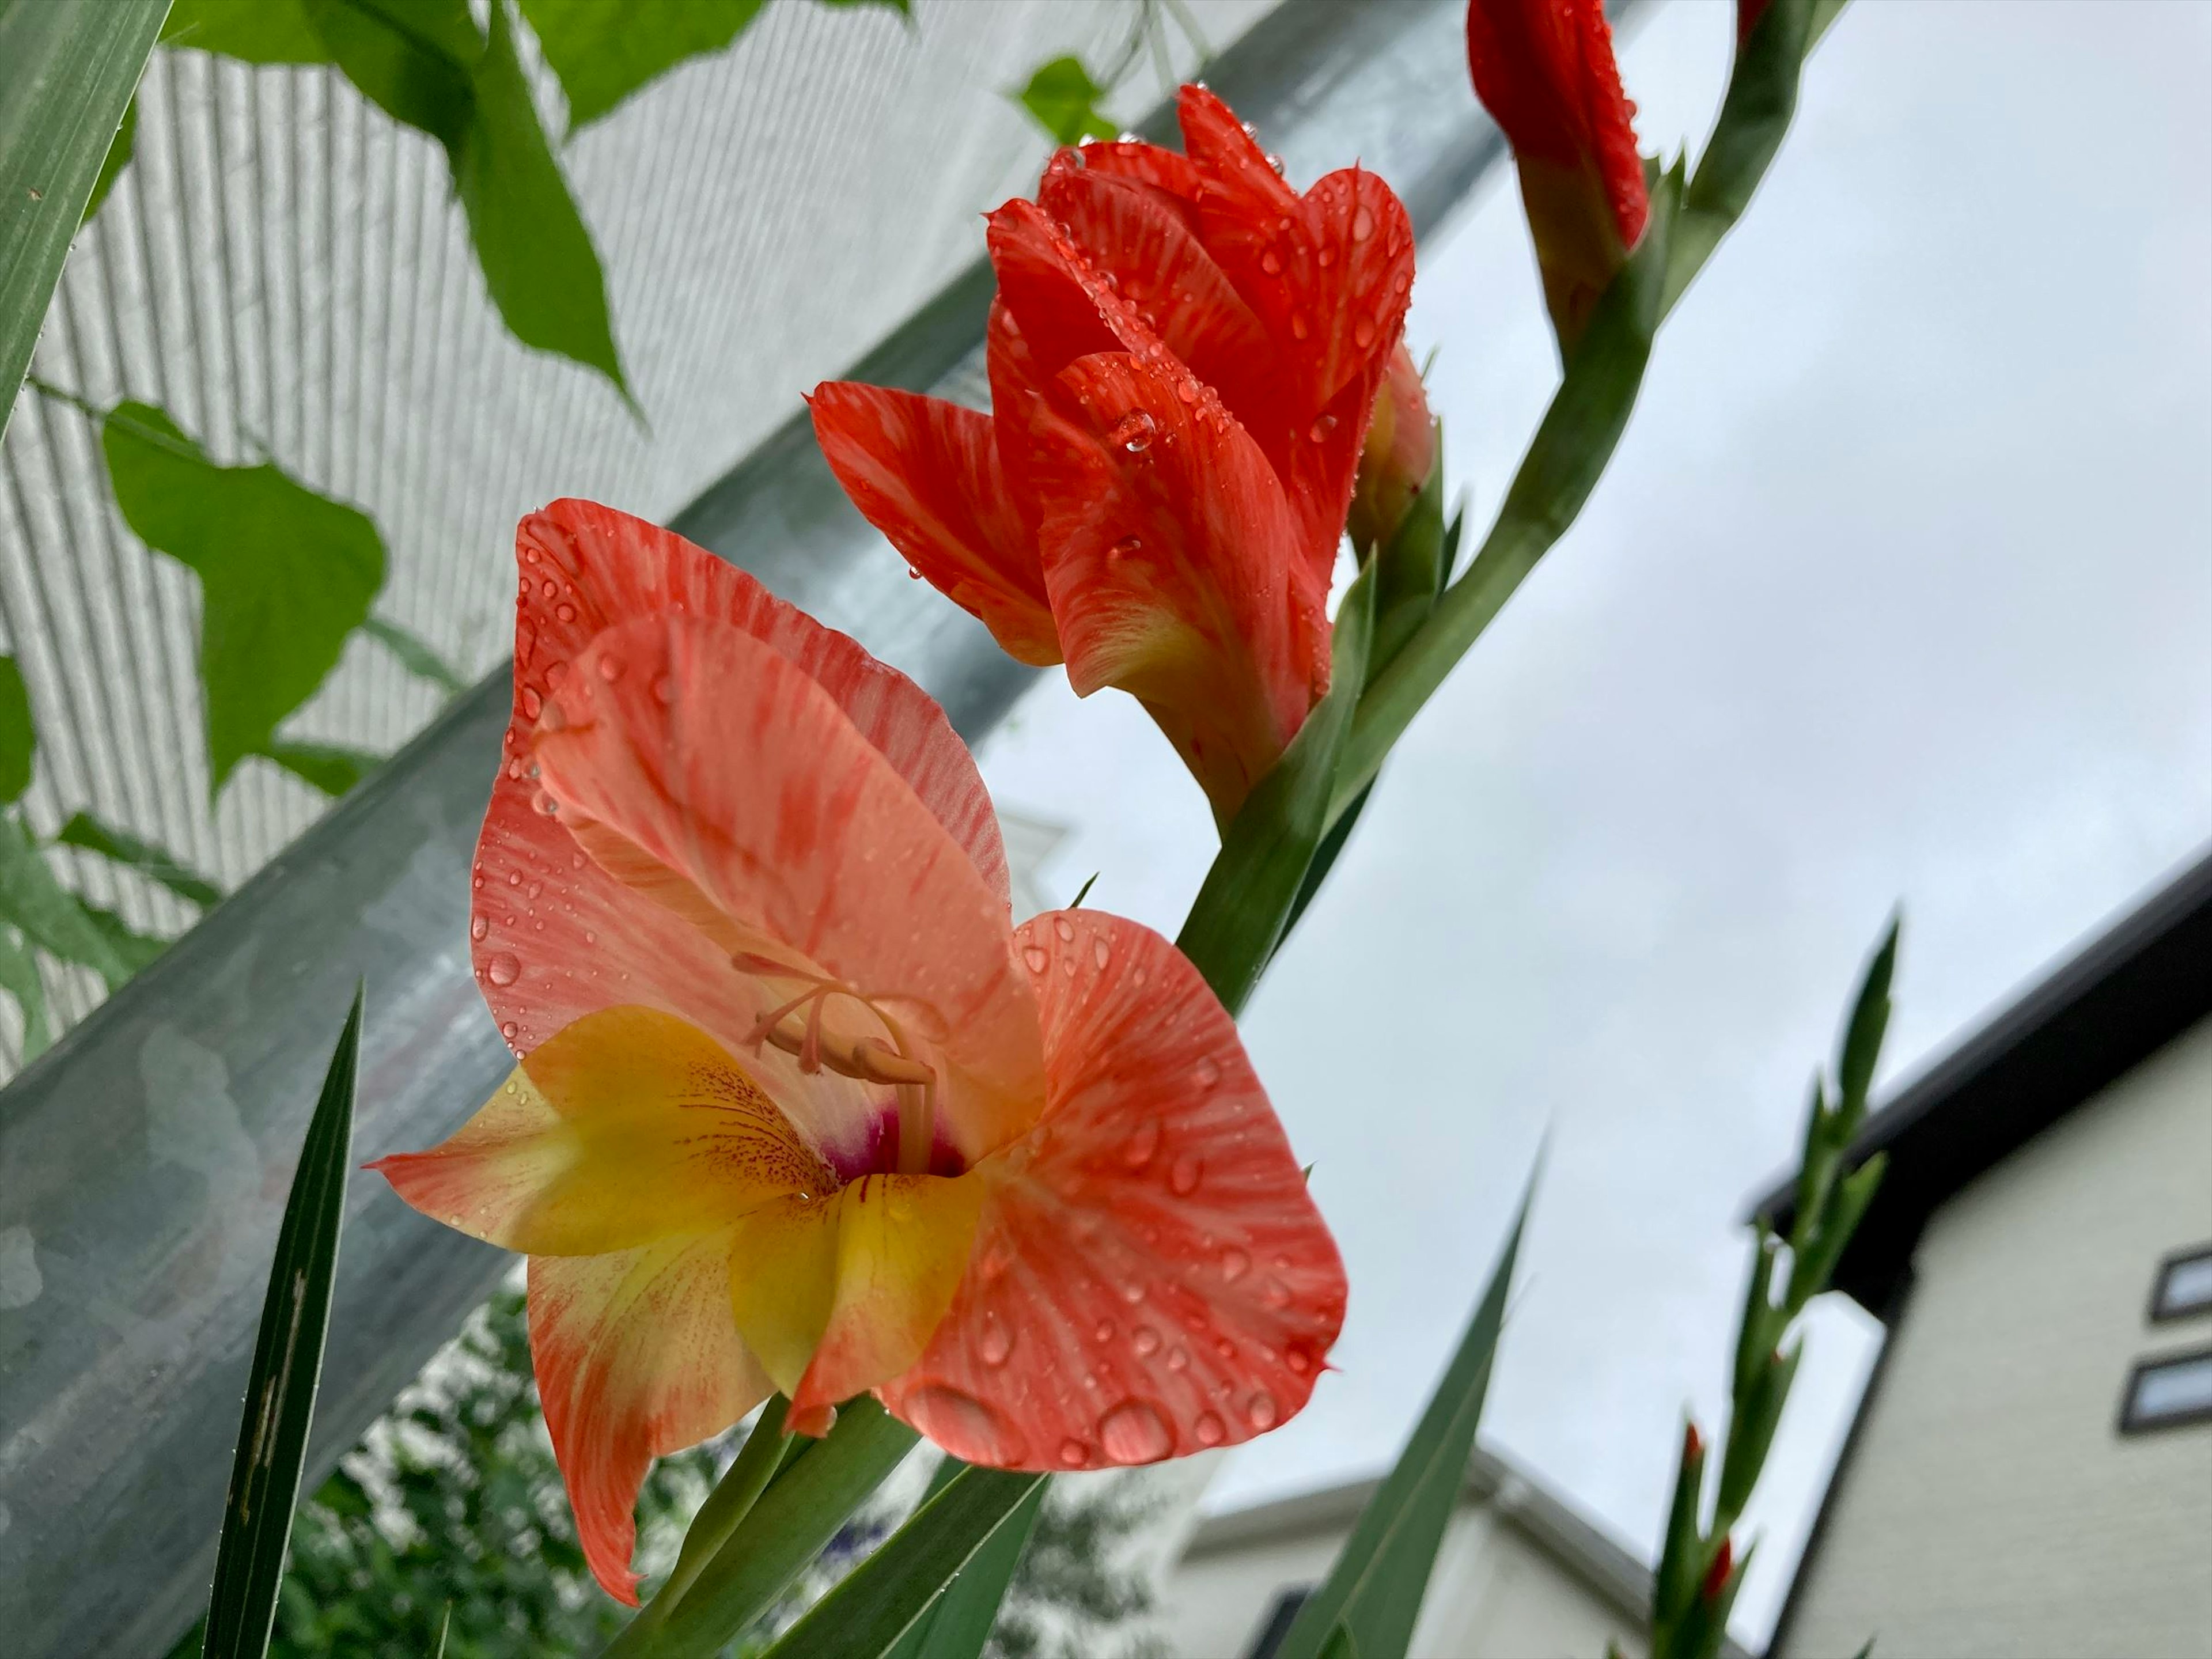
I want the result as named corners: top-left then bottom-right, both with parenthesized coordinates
top-left (1247, 1391), bottom-right (1279, 1430)
top-left (1168, 1153), bottom-right (1203, 1196)
top-left (532, 789), bottom-right (559, 816)
top-left (520, 687), bottom-right (543, 719)
top-left (539, 578), bottom-right (557, 599)
top-left (1059, 1438), bottom-right (1090, 1467)
top-left (1099, 1399), bottom-right (1173, 1463)
top-left (1261, 1278), bottom-right (1292, 1310)
top-left (1109, 534), bottom-right (1143, 563)
top-left (596, 654), bottom-right (624, 683)
top-left (1168, 1344), bottom-right (1190, 1372)
top-left (1286, 1344), bottom-right (1313, 1376)
top-left (1023, 945), bottom-right (1050, 974)
top-left (1195, 1056), bottom-right (1222, 1089)
top-left (653, 673), bottom-right (674, 704)
top-left (1122, 1281), bottom-right (1145, 1305)
top-left (1053, 915), bottom-right (1076, 942)
top-left (554, 603), bottom-right (577, 623)
top-left (1221, 1247), bottom-right (1250, 1282)
top-left (1260, 249), bottom-right (1282, 276)
top-left (1290, 315), bottom-right (1310, 341)
top-left (1121, 1118), bottom-right (1161, 1170)
top-left (1317, 246), bottom-right (1337, 269)
top-left (507, 871), bottom-right (524, 887)
top-left (1176, 377), bottom-right (1199, 404)
top-left (979, 1312), bottom-right (1014, 1367)
top-left (500, 1021), bottom-right (518, 1041)
top-left (1133, 1324), bottom-right (1161, 1357)
top-left (1094, 1317), bottom-right (1116, 1343)
top-left (1195, 1411), bottom-right (1227, 1445)
top-left (906, 1384), bottom-right (1029, 1464)
top-left (1109, 409), bottom-right (1157, 453)
top-left (470, 916), bottom-right (489, 941)
top-left (486, 952), bottom-right (521, 987)
top-left (1308, 414), bottom-right (1338, 444)
top-left (1354, 316), bottom-right (1377, 348)
top-left (1353, 205), bottom-right (1376, 240)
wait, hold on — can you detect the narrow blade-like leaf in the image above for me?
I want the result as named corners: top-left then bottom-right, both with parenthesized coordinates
top-left (1276, 1175), bottom-right (1536, 1659)
top-left (58, 810), bottom-right (222, 908)
top-left (761, 1467), bottom-right (1044, 1659)
top-left (361, 615), bottom-right (470, 698)
top-left (0, 0), bottom-right (166, 444)
top-left (202, 987), bottom-right (364, 1659)
top-left (881, 1467), bottom-right (1046, 1659)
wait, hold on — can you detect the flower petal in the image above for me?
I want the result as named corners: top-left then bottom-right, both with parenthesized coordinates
top-left (806, 385), bottom-right (1062, 669)
top-left (1071, 137), bottom-right (1205, 212)
top-left (883, 910), bottom-right (1343, 1469)
top-left (532, 612), bottom-right (1047, 1165)
top-left (1027, 348), bottom-right (1328, 824)
top-left (726, 1171), bottom-right (984, 1406)
top-left (531, 1235), bottom-right (772, 1604)
top-left (370, 1006), bottom-right (827, 1255)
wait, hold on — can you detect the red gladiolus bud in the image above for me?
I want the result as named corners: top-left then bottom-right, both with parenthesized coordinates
top-left (1465, 0), bottom-right (1648, 346)
top-left (1701, 1536), bottom-right (1736, 1603)
top-left (1684, 1421), bottom-right (1705, 1462)
top-left (1347, 344), bottom-right (1435, 552)
top-left (1739, 0), bottom-right (1774, 41)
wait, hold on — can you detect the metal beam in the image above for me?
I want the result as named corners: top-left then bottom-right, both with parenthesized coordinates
top-left (0, 2), bottom-right (1505, 1649)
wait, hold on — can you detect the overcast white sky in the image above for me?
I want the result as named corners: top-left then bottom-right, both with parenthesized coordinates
top-left (975, 0), bottom-right (2212, 1643)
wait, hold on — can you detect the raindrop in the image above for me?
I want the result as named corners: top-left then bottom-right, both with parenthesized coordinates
top-left (505, 759), bottom-right (524, 781)
top-left (1353, 205), bottom-right (1376, 240)
top-left (1109, 535), bottom-right (1143, 563)
top-left (1317, 247), bottom-right (1337, 269)
top-left (470, 916), bottom-right (490, 942)
top-left (1098, 1399), bottom-right (1173, 1463)
top-left (554, 603), bottom-right (577, 623)
top-left (1286, 1345), bottom-right (1313, 1376)
top-left (1246, 1391), bottom-right (1279, 1430)
top-left (539, 578), bottom-right (557, 599)
top-left (1168, 1153), bottom-right (1203, 1196)
top-left (1023, 945), bottom-right (1050, 974)
top-left (653, 673), bottom-right (675, 704)
top-left (596, 654), bottom-right (624, 683)
top-left (486, 952), bottom-right (521, 987)
top-left (1176, 378), bottom-right (1199, 404)
top-left (499, 1021), bottom-right (519, 1041)
top-left (1195, 1056), bottom-right (1222, 1089)
top-left (520, 687), bottom-right (543, 719)
top-left (1265, 152), bottom-right (1285, 176)
top-left (1109, 409), bottom-right (1157, 453)
top-left (1133, 1325), bottom-right (1161, 1357)
top-left (1221, 1247), bottom-right (1251, 1282)
top-left (1354, 316), bottom-right (1377, 348)
top-left (1290, 315), bottom-right (1310, 341)
top-left (1167, 1344), bottom-right (1191, 1372)
top-left (507, 871), bottom-right (523, 887)
top-left (1120, 1118), bottom-right (1161, 1170)
top-left (1259, 250), bottom-right (1282, 276)
top-left (1058, 1439), bottom-right (1090, 1467)
top-left (532, 789), bottom-right (559, 816)
top-left (546, 660), bottom-right (569, 687)
top-left (980, 1313), bottom-right (1014, 1367)
top-left (1308, 414), bottom-right (1338, 444)
top-left (1053, 915), bottom-right (1076, 942)
top-left (906, 1384), bottom-right (1030, 1464)
top-left (1092, 935), bottom-right (1111, 969)
top-left (1094, 1317), bottom-right (1116, 1343)
top-left (1194, 1411), bottom-right (1226, 1446)
top-left (1261, 1278), bottom-right (1291, 1310)
top-left (1121, 1282), bottom-right (1145, 1305)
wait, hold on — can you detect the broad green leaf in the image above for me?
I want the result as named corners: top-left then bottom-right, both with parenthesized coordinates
top-left (264, 738), bottom-right (384, 797)
top-left (0, 926), bottom-right (52, 1062)
top-left (881, 1467), bottom-right (1047, 1659)
top-left (0, 0), bottom-right (168, 445)
top-left (1011, 56), bottom-right (1117, 146)
top-left (761, 1467), bottom-right (1044, 1659)
top-left (299, 0), bottom-right (479, 152)
top-left (0, 813), bottom-right (134, 987)
top-left (1178, 565), bottom-right (1373, 1018)
top-left (0, 656), bottom-right (33, 807)
top-left (1275, 1175), bottom-right (1535, 1659)
top-left (83, 96), bottom-right (137, 224)
top-left (202, 987), bottom-right (363, 1659)
top-left (161, 0), bottom-right (335, 63)
top-left (99, 400), bottom-right (385, 794)
top-left (81, 899), bottom-right (169, 975)
top-left (605, 1396), bottom-right (792, 1656)
top-left (646, 1397), bottom-right (921, 1658)
top-left (56, 810), bottom-right (222, 908)
top-left (361, 615), bottom-right (469, 697)
top-left (518, 0), bottom-right (767, 132)
top-left (456, 0), bottom-right (631, 404)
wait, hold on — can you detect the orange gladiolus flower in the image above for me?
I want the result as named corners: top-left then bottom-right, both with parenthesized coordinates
top-left (371, 501), bottom-right (1344, 1603)
top-left (1464, 0), bottom-right (1649, 346)
top-left (810, 86), bottom-right (1416, 827)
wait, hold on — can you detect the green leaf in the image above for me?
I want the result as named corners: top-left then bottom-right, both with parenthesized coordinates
top-left (80, 898), bottom-right (169, 975)
top-left (263, 738), bottom-right (385, 797)
top-left (456, 0), bottom-right (632, 405)
top-left (1836, 915), bottom-right (1899, 1123)
top-left (0, 656), bottom-right (33, 808)
top-left (56, 810), bottom-right (223, 908)
top-left (0, 0), bottom-right (168, 445)
top-left (1366, 427), bottom-right (1448, 677)
top-left (517, 0), bottom-right (767, 132)
top-left (0, 926), bottom-right (52, 1062)
top-left (99, 400), bottom-right (386, 794)
top-left (1651, 1420), bottom-right (1709, 1634)
top-left (202, 987), bottom-right (363, 1659)
top-left (1178, 565), bottom-right (1374, 1018)
top-left (0, 812), bottom-right (133, 987)
top-left (82, 94), bottom-right (137, 224)
top-left (645, 1396), bottom-right (921, 1658)
top-left (1275, 1174), bottom-right (1535, 1659)
top-left (606, 1396), bottom-right (792, 1656)
top-left (761, 1467), bottom-right (1045, 1659)
top-left (161, 0), bottom-right (336, 63)
top-left (361, 615), bottom-right (469, 698)
top-left (1011, 56), bottom-right (1117, 146)
top-left (881, 1469), bottom-right (1047, 1659)
top-left (299, 0), bottom-right (479, 151)
top-left (1716, 1341), bottom-right (1802, 1522)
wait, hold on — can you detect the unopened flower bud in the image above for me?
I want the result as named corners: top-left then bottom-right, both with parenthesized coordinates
top-left (1348, 344), bottom-right (1435, 553)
